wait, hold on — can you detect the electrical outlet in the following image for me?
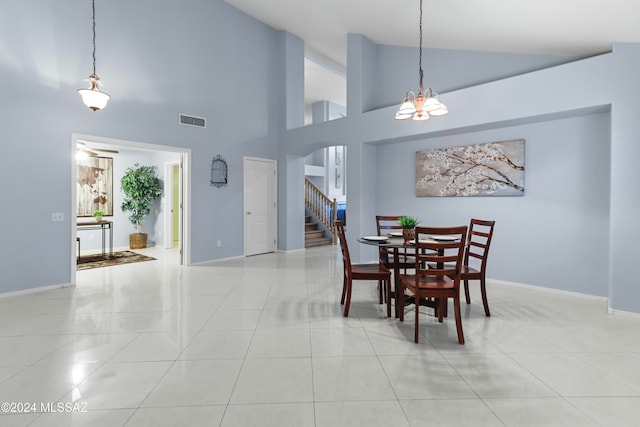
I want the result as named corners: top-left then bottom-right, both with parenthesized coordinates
top-left (217, 240), bottom-right (222, 247)
top-left (52, 212), bottom-right (64, 222)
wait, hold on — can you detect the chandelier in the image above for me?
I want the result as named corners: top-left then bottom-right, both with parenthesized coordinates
top-left (395, 0), bottom-right (448, 121)
top-left (77, 0), bottom-right (110, 111)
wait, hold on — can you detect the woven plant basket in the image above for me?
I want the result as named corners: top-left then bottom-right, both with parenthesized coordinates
top-left (129, 233), bottom-right (148, 249)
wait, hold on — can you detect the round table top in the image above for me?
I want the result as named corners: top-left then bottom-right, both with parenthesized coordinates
top-left (357, 236), bottom-right (413, 248)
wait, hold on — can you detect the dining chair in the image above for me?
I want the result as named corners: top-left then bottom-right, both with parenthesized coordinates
top-left (375, 215), bottom-right (418, 317)
top-left (336, 220), bottom-right (392, 317)
top-left (375, 215), bottom-right (416, 269)
top-left (399, 225), bottom-right (467, 344)
top-left (460, 219), bottom-right (496, 316)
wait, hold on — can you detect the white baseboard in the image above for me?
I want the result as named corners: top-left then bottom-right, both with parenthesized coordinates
top-left (278, 248), bottom-right (307, 254)
top-left (191, 255), bottom-right (246, 265)
top-left (607, 308), bottom-right (640, 318)
top-left (489, 278), bottom-right (609, 302)
top-left (0, 282), bottom-right (74, 299)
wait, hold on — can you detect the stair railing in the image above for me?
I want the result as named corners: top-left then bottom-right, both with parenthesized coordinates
top-left (305, 177), bottom-right (337, 244)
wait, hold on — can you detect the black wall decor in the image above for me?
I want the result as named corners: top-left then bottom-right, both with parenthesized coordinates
top-left (210, 155), bottom-right (228, 188)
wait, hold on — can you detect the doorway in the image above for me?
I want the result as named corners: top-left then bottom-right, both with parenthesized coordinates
top-left (243, 157), bottom-right (277, 256)
top-left (70, 133), bottom-right (191, 284)
top-left (164, 161), bottom-right (183, 262)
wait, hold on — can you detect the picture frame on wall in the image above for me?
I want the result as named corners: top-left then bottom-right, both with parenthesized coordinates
top-left (331, 145), bottom-right (345, 196)
top-left (77, 156), bottom-right (114, 217)
top-left (416, 139), bottom-right (525, 197)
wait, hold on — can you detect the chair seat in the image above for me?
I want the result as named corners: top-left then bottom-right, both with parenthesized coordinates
top-left (352, 263), bottom-right (391, 280)
top-left (380, 249), bottom-right (416, 268)
top-left (382, 256), bottom-right (415, 269)
top-left (461, 265), bottom-right (481, 278)
top-left (429, 263), bottom-right (480, 276)
top-left (400, 274), bottom-right (455, 290)
top-left (386, 254), bottom-right (415, 263)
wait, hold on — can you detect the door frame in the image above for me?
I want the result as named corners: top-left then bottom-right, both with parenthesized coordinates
top-left (70, 133), bottom-right (192, 284)
top-left (164, 161), bottom-right (183, 257)
top-left (243, 156), bottom-right (277, 256)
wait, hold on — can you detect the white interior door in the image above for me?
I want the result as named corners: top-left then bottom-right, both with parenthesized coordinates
top-left (244, 157), bottom-right (277, 256)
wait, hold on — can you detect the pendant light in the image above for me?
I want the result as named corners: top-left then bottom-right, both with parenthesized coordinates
top-left (77, 0), bottom-right (110, 111)
top-left (395, 0), bottom-right (448, 121)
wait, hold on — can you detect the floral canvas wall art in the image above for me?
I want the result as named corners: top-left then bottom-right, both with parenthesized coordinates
top-left (416, 139), bottom-right (525, 197)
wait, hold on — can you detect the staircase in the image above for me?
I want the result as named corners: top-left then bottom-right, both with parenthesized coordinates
top-left (304, 177), bottom-right (337, 247)
top-left (305, 216), bottom-right (333, 248)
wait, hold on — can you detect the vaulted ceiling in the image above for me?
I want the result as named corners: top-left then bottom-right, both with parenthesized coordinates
top-left (225, 0), bottom-right (640, 122)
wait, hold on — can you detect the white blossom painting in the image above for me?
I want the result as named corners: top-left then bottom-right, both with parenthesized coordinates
top-left (416, 139), bottom-right (525, 197)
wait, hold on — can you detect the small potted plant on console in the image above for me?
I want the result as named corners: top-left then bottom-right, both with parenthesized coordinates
top-left (92, 210), bottom-right (105, 222)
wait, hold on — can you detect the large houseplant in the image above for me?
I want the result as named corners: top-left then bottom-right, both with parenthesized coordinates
top-left (121, 163), bottom-right (163, 249)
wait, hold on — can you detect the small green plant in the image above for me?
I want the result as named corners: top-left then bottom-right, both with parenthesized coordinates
top-left (92, 210), bottom-right (105, 217)
top-left (398, 216), bottom-right (419, 229)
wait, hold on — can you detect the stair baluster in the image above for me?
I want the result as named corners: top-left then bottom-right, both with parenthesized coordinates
top-left (304, 178), bottom-right (337, 245)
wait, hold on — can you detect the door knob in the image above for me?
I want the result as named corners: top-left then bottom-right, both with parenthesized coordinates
top-left (247, 211), bottom-right (251, 215)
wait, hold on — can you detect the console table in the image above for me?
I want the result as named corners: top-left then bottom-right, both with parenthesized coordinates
top-left (77, 220), bottom-right (113, 258)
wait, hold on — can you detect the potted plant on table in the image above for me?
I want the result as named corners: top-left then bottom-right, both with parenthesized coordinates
top-left (398, 216), bottom-right (419, 243)
top-left (92, 209), bottom-right (105, 222)
top-left (120, 163), bottom-right (163, 249)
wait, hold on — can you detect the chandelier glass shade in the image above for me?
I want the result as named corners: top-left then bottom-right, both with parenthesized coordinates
top-left (77, 0), bottom-right (110, 111)
top-left (78, 75), bottom-right (110, 111)
top-left (395, 0), bottom-right (447, 121)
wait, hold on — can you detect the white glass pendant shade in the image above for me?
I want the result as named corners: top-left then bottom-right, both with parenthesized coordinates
top-left (395, 95), bottom-right (416, 120)
top-left (429, 105), bottom-right (449, 116)
top-left (395, 111), bottom-right (413, 120)
top-left (78, 75), bottom-right (110, 111)
top-left (412, 110), bottom-right (430, 121)
top-left (423, 95), bottom-right (443, 112)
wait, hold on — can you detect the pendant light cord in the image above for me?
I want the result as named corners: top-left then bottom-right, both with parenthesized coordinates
top-left (418, 0), bottom-right (424, 93)
top-left (91, 0), bottom-right (97, 76)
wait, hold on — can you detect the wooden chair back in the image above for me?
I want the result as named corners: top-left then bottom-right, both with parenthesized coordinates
top-left (336, 219), bottom-right (392, 317)
top-left (375, 215), bottom-right (404, 235)
top-left (375, 215), bottom-right (415, 268)
top-left (414, 226), bottom-right (468, 286)
top-left (465, 219), bottom-right (495, 272)
top-left (335, 220), bottom-right (352, 276)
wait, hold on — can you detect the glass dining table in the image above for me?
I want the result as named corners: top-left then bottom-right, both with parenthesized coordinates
top-left (358, 235), bottom-right (439, 319)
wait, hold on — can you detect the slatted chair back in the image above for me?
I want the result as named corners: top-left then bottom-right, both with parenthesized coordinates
top-left (465, 219), bottom-right (495, 273)
top-left (335, 220), bottom-right (352, 277)
top-left (414, 226), bottom-right (467, 285)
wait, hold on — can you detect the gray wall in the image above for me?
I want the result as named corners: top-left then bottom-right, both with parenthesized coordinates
top-left (281, 36), bottom-right (640, 314)
top-left (0, 0), bottom-right (282, 293)
top-left (375, 113), bottom-right (611, 297)
top-left (372, 45), bottom-right (579, 111)
top-left (0, 0), bottom-right (638, 315)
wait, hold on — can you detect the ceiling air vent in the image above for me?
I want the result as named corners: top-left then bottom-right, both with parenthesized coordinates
top-left (179, 114), bottom-right (206, 128)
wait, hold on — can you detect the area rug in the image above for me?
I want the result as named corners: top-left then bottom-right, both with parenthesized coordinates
top-left (77, 250), bottom-right (156, 271)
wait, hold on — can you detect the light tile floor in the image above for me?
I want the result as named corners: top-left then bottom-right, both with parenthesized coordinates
top-left (0, 245), bottom-right (639, 426)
